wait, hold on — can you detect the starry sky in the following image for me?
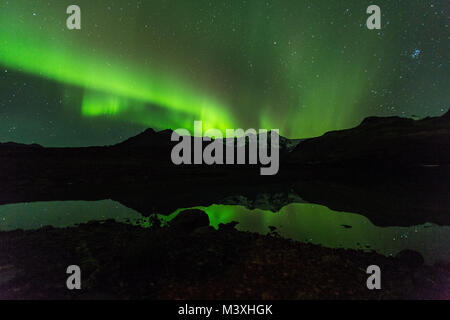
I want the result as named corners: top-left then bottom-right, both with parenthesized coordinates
top-left (0, 0), bottom-right (448, 147)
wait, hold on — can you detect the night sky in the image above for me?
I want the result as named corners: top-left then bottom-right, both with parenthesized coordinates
top-left (0, 0), bottom-right (448, 147)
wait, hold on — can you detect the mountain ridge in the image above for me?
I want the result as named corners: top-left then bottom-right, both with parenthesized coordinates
top-left (1, 109), bottom-right (448, 156)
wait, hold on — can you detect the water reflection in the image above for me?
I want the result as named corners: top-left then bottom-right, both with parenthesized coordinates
top-left (0, 200), bottom-right (139, 230)
top-left (0, 200), bottom-right (448, 265)
top-left (202, 204), bottom-right (449, 265)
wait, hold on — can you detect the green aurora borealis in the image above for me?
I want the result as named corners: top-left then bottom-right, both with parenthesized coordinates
top-left (0, 0), bottom-right (448, 146)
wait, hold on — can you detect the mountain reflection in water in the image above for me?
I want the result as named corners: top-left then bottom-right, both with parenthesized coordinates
top-left (0, 200), bottom-right (448, 265)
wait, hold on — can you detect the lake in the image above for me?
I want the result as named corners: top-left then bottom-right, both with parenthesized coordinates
top-left (0, 200), bottom-right (448, 265)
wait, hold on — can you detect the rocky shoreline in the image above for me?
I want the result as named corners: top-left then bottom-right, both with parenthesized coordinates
top-left (1, 210), bottom-right (448, 300)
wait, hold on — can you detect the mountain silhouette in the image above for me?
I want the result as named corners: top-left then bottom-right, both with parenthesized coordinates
top-left (0, 110), bottom-right (448, 226)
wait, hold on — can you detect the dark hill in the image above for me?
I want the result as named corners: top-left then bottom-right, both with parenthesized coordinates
top-left (288, 110), bottom-right (450, 167)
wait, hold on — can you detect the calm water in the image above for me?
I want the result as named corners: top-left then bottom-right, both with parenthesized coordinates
top-left (0, 200), bottom-right (448, 265)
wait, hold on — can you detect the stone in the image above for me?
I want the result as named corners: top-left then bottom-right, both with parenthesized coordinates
top-left (170, 209), bottom-right (210, 232)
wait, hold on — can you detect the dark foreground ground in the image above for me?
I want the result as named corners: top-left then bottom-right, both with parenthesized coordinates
top-left (0, 211), bottom-right (449, 300)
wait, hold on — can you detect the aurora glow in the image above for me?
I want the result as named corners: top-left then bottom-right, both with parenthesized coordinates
top-left (0, 0), bottom-right (448, 146)
top-left (0, 1), bottom-right (235, 132)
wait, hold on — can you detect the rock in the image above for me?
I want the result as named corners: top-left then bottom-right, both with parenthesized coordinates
top-left (193, 226), bottom-right (215, 235)
top-left (395, 249), bottom-right (425, 268)
top-left (170, 209), bottom-right (210, 232)
top-left (218, 221), bottom-right (239, 231)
